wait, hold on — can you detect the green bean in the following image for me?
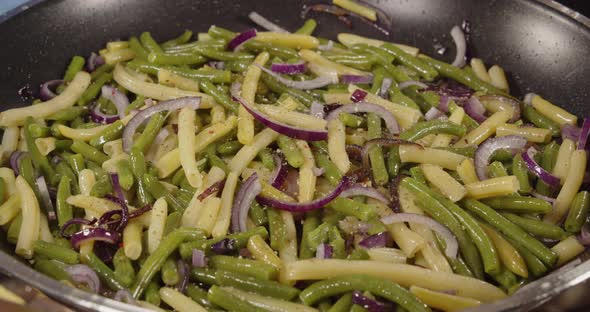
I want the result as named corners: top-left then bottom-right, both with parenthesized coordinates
top-left (27, 123), bottom-right (49, 138)
top-left (127, 60), bottom-right (232, 84)
top-left (88, 120), bottom-right (124, 148)
top-left (409, 167), bottom-right (427, 184)
top-left (505, 237), bottom-right (547, 277)
top-left (277, 135), bottom-right (304, 168)
top-left (366, 113), bottom-right (389, 186)
top-left (386, 146), bottom-right (401, 177)
top-left (186, 284), bottom-right (215, 307)
top-left (326, 197), bottom-right (377, 222)
top-left (329, 226), bottom-right (347, 259)
top-left (511, 154), bottom-right (532, 194)
top-left (47, 106), bottom-right (87, 121)
top-left (0, 180), bottom-right (5, 206)
top-left (116, 159), bottom-right (135, 191)
top-left (179, 227), bottom-right (269, 259)
top-left (208, 25), bottom-right (298, 59)
top-left (215, 269), bottom-right (300, 300)
top-left (63, 56), bottom-right (86, 82)
top-left (77, 71), bottom-right (113, 106)
top-left (339, 113), bottom-right (366, 128)
top-left (261, 73), bottom-right (315, 107)
top-left (401, 178), bottom-right (485, 278)
top-left (295, 18), bottom-right (317, 35)
top-left (144, 281), bottom-right (161, 306)
top-left (300, 275), bottom-right (430, 312)
top-left (324, 54), bottom-right (375, 71)
top-left (161, 30), bottom-right (193, 49)
top-left (328, 293), bottom-right (353, 312)
top-left (480, 195), bottom-right (552, 213)
top-left (81, 252), bottom-right (125, 291)
top-left (502, 213), bottom-right (567, 240)
top-left (18, 155), bottom-right (42, 202)
top-left (90, 63), bottom-right (114, 79)
top-left (165, 39), bottom-right (227, 53)
top-left (34, 259), bottom-right (72, 282)
top-left (462, 199), bottom-right (558, 267)
top-left (196, 47), bottom-right (255, 61)
top-left (130, 147), bottom-right (152, 206)
top-left (380, 43), bottom-right (438, 81)
top-left (71, 140), bottom-right (108, 164)
top-left (198, 79), bottom-right (239, 113)
top-left (565, 191), bottom-right (590, 233)
top-left (419, 55), bottom-right (505, 95)
top-left (522, 106), bottom-right (561, 136)
top-left (225, 60), bottom-right (252, 73)
top-left (140, 32), bottom-right (164, 53)
top-left (488, 161), bottom-right (508, 178)
top-left (489, 267), bottom-right (518, 291)
top-left (300, 214), bottom-right (321, 259)
top-left (24, 117), bottom-right (57, 184)
top-left (131, 227), bottom-right (205, 298)
top-left (209, 255), bottom-right (278, 280)
top-left (164, 211), bottom-right (183, 236)
top-left (147, 51), bottom-right (207, 65)
top-left (191, 267), bottom-right (218, 285)
top-left (113, 248), bottom-right (135, 288)
top-left (536, 141), bottom-right (560, 196)
top-left (206, 145), bottom-right (229, 173)
top-left (55, 139), bottom-right (73, 151)
top-left (313, 149), bottom-right (343, 186)
top-left (33, 240), bottom-right (79, 264)
top-left (258, 148), bottom-right (275, 170)
top-left (143, 174), bottom-right (186, 212)
top-left (161, 257), bottom-right (180, 285)
top-left (249, 201), bottom-right (268, 226)
top-left (64, 153), bottom-right (85, 175)
top-left (55, 176), bottom-right (74, 230)
top-left (267, 208), bottom-right (287, 251)
top-left (7, 213), bottom-right (21, 244)
top-left (90, 173), bottom-right (113, 198)
top-left (128, 36), bottom-right (149, 60)
top-left (208, 285), bottom-right (267, 312)
top-left (306, 222), bottom-right (331, 252)
top-left (133, 112), bottom-right (167, 152)
top-left (399, 120), bottom-right (466, 141)
top-left (217, 140), bottom-right (243, 156)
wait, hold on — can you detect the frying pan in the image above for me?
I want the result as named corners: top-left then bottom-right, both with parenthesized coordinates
top-left (0, 0), bottom-right (589, 311)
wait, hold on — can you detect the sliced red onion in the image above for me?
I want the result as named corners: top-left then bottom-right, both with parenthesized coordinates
top-left (60, 218), bottom-right (97, 238)
top-left (398, 80), bottom-right (428, 90)
top-left (65, 264), bottom-right (101, 293)
top-left (211, 238), bottom-right (238, 254)
top-left (9, 151), bottom-right (25, 175)
top-left (176, 260), bottom-right (190, 294)
top-left (438, 95), bottom-right (450, 113)
top-left (89, 104), bottom-right (119, 124)
top-left (110, 173), bottom-right (129, 232)
top-left (350, 89), bottom-right (368, 102)
top-left (197, 180), bottom-right (226, 201)
top-left (474, 135), bottom-right (527, 180)
top-left (228, 28), bottom-right (257, 51)
top-left (523, 93), bottom-right (536, 106)
top-left (352, 290), bottom-right (392, 312)
top-left (378, 78), bottom-right (392, 100)
top-left (281, 168), bottom-right (301, 199)
top-left (101, 85), bottom-right (130, 119)
top-left (207, 61), bottom-right (226, 70)
top-left (231, 83), bottom-right (328, 141)
top-left (310, 101), bottom-right (326, 119)
top-left (270, 61), bottom-right (307, 75)
top-left (151, 128), bottom-right (171, 151)
top-left (576, 225), bottom-right (590, 246)
top-left (424, 107), bottom-right (445, 121)
top-left (248, 11), bottom-right (289, 33)
top-left (381, 213), bottom-right (458, 258)
top-left (340, 185), bottom-right (391, 207)
top-left (326, 102), bottom-right (400, 135)
top-left (87, 52), bottom-right (105, 72)
top-left (361, 139), bottom-right (420, 175)
top-left (562, 124), bottom-right (581, 142)
top-left (577, 118), bottom-right (590, 150)
top-left (128, 204), bottom-right (152, 219)
top-left (522, 147), bottom-right (561, 186)
top-left (39, 80), bottom-right (64, 101)
top-left (192, 249), bottom-right (207, 267)
top-left (257, 64), bottom-right (337, 90)
top-left (531, 191), bottom-right (556, 204)
top-left (257, 177), bottom-right (349, 212)
top-left (122, 96), bottom-right (201, 153)
top-left (313, 167), bottom-right (325, 176)
top-left (318, 40), bottom-right (334, 51)
top-left (315, 243), bottom-right (333, 259)
top-left (113, 289), bottom-right (135, 304)
top-left (239, 248), bottom-right (252, 258)
top-left (231, 173), bottom-right (262, 233)
top-left (36, 176), bottom-right (56, 221)
top-left (340, 75), bottom-right (374, 85)
top-left (345, 144), bottom-right (363, 163)
top-left (479, 95), bottom-right (522, 123)
top-left (51, 154), bottom-right (63, 165)
top-left (358, 232), bottom-right (390, 249)
top-left (70, 227), bottom-right (120, 249)
top-left (450, 25), bottom-right (467, 67)
top-left (464, 96), bottom-right (487, 123)
top-left (269, 153), bottom-right (287, 188)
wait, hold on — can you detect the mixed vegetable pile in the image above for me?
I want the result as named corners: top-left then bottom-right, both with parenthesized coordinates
top-left (0, 1), bottom-right (588, 311)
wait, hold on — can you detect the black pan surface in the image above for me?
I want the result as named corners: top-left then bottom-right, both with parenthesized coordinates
top-left (0, 0), bottom-right (589, 114)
